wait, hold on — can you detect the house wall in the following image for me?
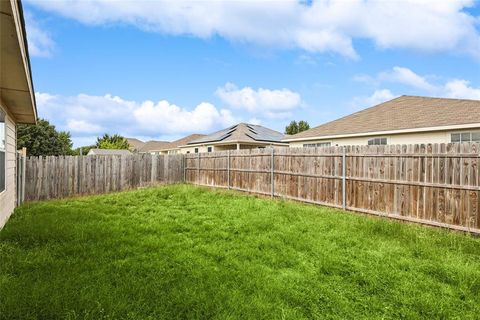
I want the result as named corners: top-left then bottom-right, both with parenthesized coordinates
top-left (288, 129), bottom-right (480, 148)
top-left (180, 143), bottom-right (281, 154)
top-left (180, 145), bottom-right (213, 154)
top-left (0, 103), bottom-right (17, 228)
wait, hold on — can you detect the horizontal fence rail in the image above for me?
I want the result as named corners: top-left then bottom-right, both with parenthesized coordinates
top-left (24, 154), bottom-right (184, 201)
top-left (22, 143), bottom-right (480, 234)
top-left (185, 143), bottom-right (480, 234)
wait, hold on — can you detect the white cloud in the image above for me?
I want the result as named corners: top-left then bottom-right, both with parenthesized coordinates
top-left (379, 67), bottom-right (437, 92)
top-left (27, 0), bottom-right (480, 59)
top-left (351, 89), bottom-right (396, 110)
top-left (357, 66), bottom-right (480, 100)
top-left (24, 12), bottom-right (55, 57)
top-left (66, 119), bottom-right (104, 134)
top-left (35, 92), bottom-right (238, 146)
top-left (133, 101), bottom-right (236, 134)
top-left (444, 79), bottom-right (480, 100)
top-left (215, 83), bottom-right (301, 118)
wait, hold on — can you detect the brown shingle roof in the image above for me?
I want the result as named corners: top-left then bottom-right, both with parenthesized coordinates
top-left (126, 138), bottom-right (145, 151)
top-left (285, 95), bottom-right (480, 140)
top-left (138, 140), bottom-right (170, 152)
top-left (160, 134), bottom-right (206, 150)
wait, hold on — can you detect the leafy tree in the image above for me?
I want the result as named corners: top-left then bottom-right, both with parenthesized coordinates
top-left (95, 134), bottom-right (129, 150)
top-left (285, 120), bottom-right (310, 135)
top-left (298, 120), bottom-right (310, 133)
top-left (17, 118), bottom-right (73, 156)
top-left (285, 121), bottom-right (299, 135)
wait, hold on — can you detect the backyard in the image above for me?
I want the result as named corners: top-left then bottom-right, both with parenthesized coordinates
top-left (1, 184), bottom-right (479, 319)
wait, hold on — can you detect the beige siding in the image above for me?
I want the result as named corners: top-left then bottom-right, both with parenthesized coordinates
top-left (288, 129), bottom-right (478, 148)
top-left (180, 143), bottom-right (284, 154)
top-left (180, 145), bottom-right (211, 154)
top-left (0, 107), bottom-right (16, 228)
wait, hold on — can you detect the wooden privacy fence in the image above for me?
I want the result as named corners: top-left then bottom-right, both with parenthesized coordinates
top-left (185, 144), bottom-right (480, 233)
top-left (24, 154), bottom-right (184, 201)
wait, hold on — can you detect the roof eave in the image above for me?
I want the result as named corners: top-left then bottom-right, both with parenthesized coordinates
top-left (282, 122), bottom-right (480, 142)
top-left (0, 0), bottom-right (37, 124)
top-left (180, 140), bottom-right (288, 148)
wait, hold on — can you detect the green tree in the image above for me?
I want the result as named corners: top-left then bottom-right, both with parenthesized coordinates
top-left (17, 118), bottom-right (73, 156)
top-left (285, 121), bottom-right (299, 135)
top-left (285, 120), bottom-right (310, 135)
top-left (95, 134), bottom-right (129, 150)
top-left (298, 120), bottom-right (310, 133)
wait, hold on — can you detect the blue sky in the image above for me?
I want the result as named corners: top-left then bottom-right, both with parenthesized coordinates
top-left (24, 0), bottom-right (480, 147)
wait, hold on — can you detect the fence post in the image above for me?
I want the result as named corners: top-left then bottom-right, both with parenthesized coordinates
top-left (197, 152), bottom-right (200, 184)
top-left (342, 146), bottom-right (346, 210)
top-left (21, 149), bottom-right (26, 203)
top-left (227, 150), bottom-right (230, 189)
top-left (16, 152), bottom-right (20, 205)
top-left (151, 154), bottom-right (156, 184)
top-left (165, 154), bottom-right (170, 183)
top-left (183, 154), bottom-right (186, 183)
top-left (271, 147), bottom-right (275, 198)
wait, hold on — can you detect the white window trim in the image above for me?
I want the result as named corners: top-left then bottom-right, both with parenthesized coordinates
top-left (451, 131), bottom-right (480, 143)
top-left (303, 141), bottom-right (332, 148)
top-left (367, 137), bottom-right (388, 145)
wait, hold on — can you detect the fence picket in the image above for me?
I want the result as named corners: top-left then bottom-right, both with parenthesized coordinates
top-left (23, 143), bottom-right (480, 233)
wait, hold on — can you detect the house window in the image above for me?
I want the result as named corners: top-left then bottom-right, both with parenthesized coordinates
top-left (303, 142), bottom-right (331, 148)
top-left (367, 137), bottom-right (387, 145)
top-left (0, 109), bottom-right (5, 192)
top-left (451, 132), bottom-right (480, 143)
top-left (194, 148), bottom-right (199, 153)
top-left (207, 147), bottom-right (212, 153)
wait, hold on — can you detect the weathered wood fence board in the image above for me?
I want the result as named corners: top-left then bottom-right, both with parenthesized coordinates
top-left (185, 143), bottom-right (480, 233)
top-left (24, 154), bottom-right (184, 201)
top-left (23, 143), bottom-right (480, 233)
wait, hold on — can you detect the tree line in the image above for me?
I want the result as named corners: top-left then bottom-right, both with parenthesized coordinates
top-left (18, 118), bottom-right (311, 156)
top-left (18, 119), bottom-right (130, 156)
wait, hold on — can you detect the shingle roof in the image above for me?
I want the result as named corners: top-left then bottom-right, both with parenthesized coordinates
top-left (285, 95), bottom-right (480, 140)
top-left (187, 123), bottom-right (285, 145)
top-left (87, 149), bottom-right (132, 156)
top-left (125, 138), bottom-right (145, 151)
top-left (159, 134), bottom-right (206, 150)
top-left (138, 140), bottom-right (171, 152)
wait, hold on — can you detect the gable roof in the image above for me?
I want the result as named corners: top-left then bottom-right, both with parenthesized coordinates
top-left (159, 134), bottom-right (206, 151)
top-left (284, 95), bottom-right (480, 141)
top-left (87, 149), bottom-right (132, 156)
top-left (126, 138), bottom-right (145, 151)
top-left (138, 140), bottom-right (170, 152)
top-left (186, 123), bottom-right (286, 145)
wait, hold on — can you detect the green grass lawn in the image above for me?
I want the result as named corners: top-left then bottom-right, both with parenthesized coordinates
top-left (1, 185), bottom-right (479, 320)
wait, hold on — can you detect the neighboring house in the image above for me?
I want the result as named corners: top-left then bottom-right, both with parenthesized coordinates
top-left (138, 140), bottom-right (171, 154)
top-left (284, 95), bottom-right (480, 147)
top-left (87, 149), bottom-right (132, 156)
top-left (1, 0), bottom-right (37, 227)
top-left (155, 134), bottom-right (206, 154)
top-left (126, 138), bottom-right (145, 152)
top-left (179, 123), bottom-right (287, 153)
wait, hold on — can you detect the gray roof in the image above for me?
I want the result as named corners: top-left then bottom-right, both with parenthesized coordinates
top-left (187, 123), bottom-right (285, 145)
top-left (138, 140), bottom-right (170, 152)
top-left (158, 134), bottom-right (207, 151)
top-left (87, 149), bottom-right (132, 156)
